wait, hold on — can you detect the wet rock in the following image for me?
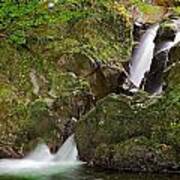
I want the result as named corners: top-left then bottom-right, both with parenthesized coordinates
top-left (155, 19), bottom-right (179, 44)
top-left (57, 52), bottom-right (126, 99)
top-left (144, 19), bottom-right (180, 94)
top-left (76, 89), bottom-right (180, 172)
top-left (133, 21), bottom-right (150, 41)
top-left (144, 50), bottom-right (168, 94)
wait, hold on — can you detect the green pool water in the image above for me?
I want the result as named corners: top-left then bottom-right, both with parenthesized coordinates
top-left (0, 165), bottom-right (179, 180)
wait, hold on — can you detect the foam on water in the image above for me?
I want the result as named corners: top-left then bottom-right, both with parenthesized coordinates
top-left (0, 134), bottom-right (84, 176)
top-left (53, 134), bottom-right (78, 161)
top-left (26, 143), bottom-right (53, 161)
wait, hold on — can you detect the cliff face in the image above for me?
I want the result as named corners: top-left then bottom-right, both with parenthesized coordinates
top-left (0, 1), bottom-right (132, 157)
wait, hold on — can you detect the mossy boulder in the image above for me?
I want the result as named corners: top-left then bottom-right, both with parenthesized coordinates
top-left (0, 84), bottom-right (58, 158)
top-left (76, 92), bottom-right (180, 172)
top-left (94, 137), bottom-right (177, 172)
top-left (75, 43), bottom-right (180, 172)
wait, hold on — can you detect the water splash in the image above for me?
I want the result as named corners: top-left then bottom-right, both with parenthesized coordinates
top-left (25, 143), bottom-right (53, 161)
top-left (0, 134), bottom-right (83, 176)
top-left (54, 134), bottom-right (78, 161)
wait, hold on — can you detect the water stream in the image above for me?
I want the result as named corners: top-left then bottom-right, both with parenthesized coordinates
top-left (0, 134), bottom-right (179, 179)
top-left (0, 134), bottom-right (83, 176)
top-left (144, 30), bottom-right (180, 94)
top-left (124, 20), bottom-right (180, 94)
top-left (128, 24), bottom-right (159, 89)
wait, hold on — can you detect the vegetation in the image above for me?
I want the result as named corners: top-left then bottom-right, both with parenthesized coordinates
top-left (0, 0), bottom-right (180, 173)
top-left (75, 8), bottom-right (180, 173)
top-left (0, 0), bottom-right (132, 156)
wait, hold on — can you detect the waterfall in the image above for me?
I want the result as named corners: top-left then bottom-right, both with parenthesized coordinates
top-left (156, 31), bottom-right (180, 55)
top-left (144, 31), bottom-right (180, 94)
top-left (124, 20), bottom-right (180, 94)
top-left (128, 24), bottom-right (160, 89)
top-left (53, 134), bottom-right (78, 161)
top-left (25, 143), bottom-right (53, 161)
top-left (0, 134), bottom-right (83, 175)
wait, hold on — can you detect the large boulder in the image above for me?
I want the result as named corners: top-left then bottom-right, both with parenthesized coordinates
top-left (75, 42), bottom-right (180, 172)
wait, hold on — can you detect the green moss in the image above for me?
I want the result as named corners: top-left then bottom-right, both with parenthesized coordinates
top-left (76, 90), bottom-right (180, 170)
top-left (94, 137), bottom-right (177, 172)
top-left (173, 6), bottom-right (180, 15)
top-left (76, 46), bottom-right (180, 170)
top-left (0, 0), bottom-right (132, 98)
top-left (1, 1), bottom-right (132, 62)
top-left (0, 0), bottom-right (133, 156)
top-left (0, 83), bottom-right (15, 101)
top-left (139, 4), bottom-right (161, 14)
top-left (49, 72), bottom-right (90, 97)
top-left (129, 0), bottom-right (161, 13)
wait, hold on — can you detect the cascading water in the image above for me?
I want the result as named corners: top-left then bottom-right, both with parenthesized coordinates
top-left (155, 32), bottom-right (180, 55)
top-left (127, 24), bottom-right (160, 90)
top-left (53, 134), bottom-right (78, 161)
top-left (144, 29), bottom-right (180, 94)
top-left (0, 134), bottom-right (83, 175)
top-left (124, 19), bottom-right (180, 95)
top-left (26, 143), bottom-right (53, 161)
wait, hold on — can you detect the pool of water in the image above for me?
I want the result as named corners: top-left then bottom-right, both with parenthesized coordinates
top-left (0, 165), bottom-right (179, 180)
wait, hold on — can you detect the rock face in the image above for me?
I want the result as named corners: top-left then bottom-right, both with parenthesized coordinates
top-left (144, 19), bottom-right (179, 94)
top-left (75, 40), bottom-right (180, 172)
top-left (0, 1), bottom-right (132, 158)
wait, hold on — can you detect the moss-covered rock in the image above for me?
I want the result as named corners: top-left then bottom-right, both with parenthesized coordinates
top-left (0, 79), bottom-right (93, 157)
top-left (94, 137), bottom-right (177, 172)
top-left (0, 1), bottom-right (133, 157)
top-left (75, 41), bottom-right (180, 172)
top-left (76, 91), bottom-right (180, 171)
